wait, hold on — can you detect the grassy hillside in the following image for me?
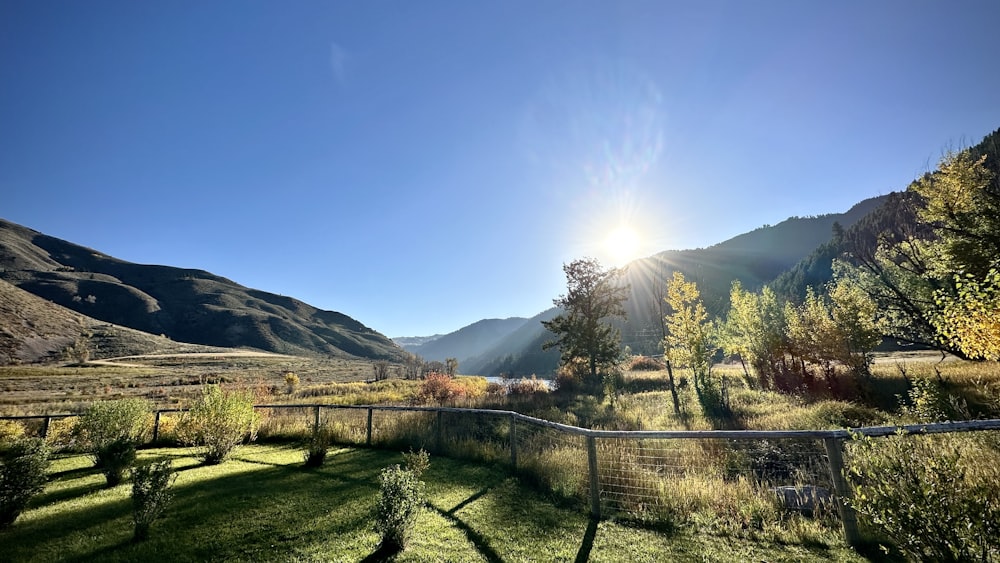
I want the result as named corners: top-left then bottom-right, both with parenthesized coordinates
top-left (0, 279), bottom-right (226, 365)
top-left (0, 219), bottom-right (403, 361)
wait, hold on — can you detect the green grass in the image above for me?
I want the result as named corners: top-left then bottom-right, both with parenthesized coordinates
top-left (2, 445), bottom-right (866, 562)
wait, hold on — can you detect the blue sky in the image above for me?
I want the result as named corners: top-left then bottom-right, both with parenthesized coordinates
top-left (3, 1), bottom-right (1000, 338)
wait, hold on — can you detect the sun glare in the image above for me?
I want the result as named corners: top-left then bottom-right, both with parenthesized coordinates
top-left (604, 225), bottom-right (642, 266)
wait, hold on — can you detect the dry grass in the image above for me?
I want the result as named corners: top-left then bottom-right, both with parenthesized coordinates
top-left (0, 354), bottom-right (381, 415)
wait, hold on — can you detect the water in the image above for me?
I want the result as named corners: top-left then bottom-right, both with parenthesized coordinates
top-left (483, 376), bottom-right (554, 390)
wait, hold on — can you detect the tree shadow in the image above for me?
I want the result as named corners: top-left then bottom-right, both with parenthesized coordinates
top-left (359, 541), bottom-right (402, 563)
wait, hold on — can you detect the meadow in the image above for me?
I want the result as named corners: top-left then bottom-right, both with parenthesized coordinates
top-left (3, 351), bottom-right (999, 561)
top-left (4, 445), bottom-right (867, 562)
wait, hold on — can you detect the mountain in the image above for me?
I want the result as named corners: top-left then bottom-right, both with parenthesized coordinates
top-left (773, 127), bottom-right (1000, 302)
top-left (0, 278), bottom-right (226, 364)
top-left (392, 335), bottom-right (444, 348)
top-left (459, 196), bottom-right (889, 376)
top-left (461, 309), bottom-right (561, 376)
top-left (617, 195), bottom-right (888, 351)
top-left (398, 317), bottom-right (529, 365)
top-left (0, 219), bottom-right (403, 361)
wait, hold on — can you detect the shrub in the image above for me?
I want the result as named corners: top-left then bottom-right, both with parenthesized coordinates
top-left (629, 355), bottom-right (665, 371)
top-left (0, 437), bottom-right (50, 529)
top-left (303, 425), bottom-right (332, 468)
top-left (79, 398), bottom-right (151, 486)
top-left (402, 448), bottom-right (430, 478)
top-left (374, 464), bottom-right (424, 551)
top-left (44, 418), bottom-right (80, 451)
top-left (508, 376), bottom-right (550, 396)
top-left (450, 376), bottom-right (488, 400)
top-left (131, 460), bottom-right (175, 541)
top-left (95, 437), bottom-right (137, 487)
top-left (418, 373), bottom-right (464, 404)
top-left (178, 386), bottom-right (260, 464)
top-left (847, 432), bottom-right (1000, 561)
top-left (0, 420), bottom-right (25, 444)
top-left (284, 372), bottom-right (299, 395)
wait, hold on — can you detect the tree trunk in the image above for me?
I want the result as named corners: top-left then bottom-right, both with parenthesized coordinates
top-left (666, 359), bottom-right (680, 415)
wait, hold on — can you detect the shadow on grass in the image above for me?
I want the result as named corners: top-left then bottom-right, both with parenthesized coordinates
top-left (4, 448), bottom-right (398, 562)
top-left (429, 500), bottom-right (504, 563)
top-left (30, 480), bottom-right (105, 508)
top-left (574, 517), bottom-right (599, 563)
top-left (359, 541), bottom-right (402, 563)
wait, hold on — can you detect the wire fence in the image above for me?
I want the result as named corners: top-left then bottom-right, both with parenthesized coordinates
top-left (4, 405), bottom-right (1000, 546)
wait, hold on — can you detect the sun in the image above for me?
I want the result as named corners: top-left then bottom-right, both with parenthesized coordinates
top-left (603, 225), bottom-right (643, 266)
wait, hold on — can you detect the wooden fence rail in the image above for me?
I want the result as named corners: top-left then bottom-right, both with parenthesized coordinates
top-left (5, 405), bottom-right (1000, 548)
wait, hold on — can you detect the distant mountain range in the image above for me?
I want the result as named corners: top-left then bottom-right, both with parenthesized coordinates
top-left (398, 195), bottom-right (889, 377)
top-left (0, 218), bottom-right (403, 363)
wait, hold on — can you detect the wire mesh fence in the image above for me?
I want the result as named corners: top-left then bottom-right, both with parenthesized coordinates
top-left (4, 403), bottom-right (1000, 546)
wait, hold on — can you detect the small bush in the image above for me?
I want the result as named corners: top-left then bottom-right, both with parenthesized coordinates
top-left (79, 398), bottom-right (152, 450)
top-left (303, 426), bottom-right (332, 468)
top-left (508, 376), bottom-right (550, 396)
top-left (79, 398), bottom-right (151, 486)
top-left (178, 385), bottom-right (260, 464)
top-left (44, 418), bottom-right (80, 451)
top-left (374, 464), bottom-right (424, 551)
top-left (629, 355), bottom-right (665, 371)
top-left (0, 437), bottom-right (50, 529)
top-left (284, 372), bottom-right (299, 395)
top-left (131, 460), bottom-right (175, 541)
top-left (0, 420), bottom-right (26, 444)
top-left (95, 437), bottom-right (137, 487)
top-left (402, 448), bottom-right (430, 478)
top-left (418, 373), bottom-right (464, 404)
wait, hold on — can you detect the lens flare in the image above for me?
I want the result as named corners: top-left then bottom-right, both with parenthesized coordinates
top-left (604, 225), bottom-right (642, 266)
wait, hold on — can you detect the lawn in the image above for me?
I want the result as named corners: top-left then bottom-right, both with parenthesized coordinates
top-left (2, 445), bottom-right (867, 562)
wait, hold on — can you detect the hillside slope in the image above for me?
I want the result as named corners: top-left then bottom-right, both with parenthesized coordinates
top-left (463, 196), bottom-right (887, 375)
top-left (0, 219), bottom-right (403, 360)
top-left (400, 317), bottom-right (528, 364)
top-left (0, 278), bottom-right (228, 364)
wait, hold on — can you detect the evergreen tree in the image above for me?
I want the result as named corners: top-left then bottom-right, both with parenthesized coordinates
top-left (543, 258), bottom-right (629, 389)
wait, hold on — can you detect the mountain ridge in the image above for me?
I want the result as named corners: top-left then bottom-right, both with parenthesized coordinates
top-left (425, 196), bottom-right (889, 376)
top-left (0, 218), bottom-right (404, 362)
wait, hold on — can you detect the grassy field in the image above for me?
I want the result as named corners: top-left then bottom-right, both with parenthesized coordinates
top-left (4, 352), bottom-right (999, 561)
top-left (0, 354), bottom-right (380, 416)
top-left (3, 444), bottom-right (867, 563)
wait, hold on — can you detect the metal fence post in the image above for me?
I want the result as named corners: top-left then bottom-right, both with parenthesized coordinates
top-left (152, 411), bottom-right (162, 443)
top-left (509, 413), bottom-right (517, 471)
top-left (366, 407), bottom-right (373, 447)
top-left (313, 405), bottom-right (321, 435)
top-left (587, 435), bottom-right (601, 519)
top-left (824, 436), bottom-right (861, 547)
top-left (42, 416), bottom-right (51, 439)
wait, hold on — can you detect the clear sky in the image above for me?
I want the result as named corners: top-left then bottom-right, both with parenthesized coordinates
top-left (3, 1), bottom-right (1000, 338)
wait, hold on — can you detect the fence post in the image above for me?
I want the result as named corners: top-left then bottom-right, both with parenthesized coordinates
top-left (313, 405), bottom-right (321, 435)
top-left (152, 411), bottom-right (162, 443)
top-left (824, 436), bottom-right (861, 547)
top-left (587, 435), bottom-right (601, 519)
top-left (366, 407), bottom-right (373, 447)
top-left (42, 416), bottom-right (51, 439)
top-left (436, 411), bottom-right (444, 453)
top-left (509, 413), bottom-right (517, 470)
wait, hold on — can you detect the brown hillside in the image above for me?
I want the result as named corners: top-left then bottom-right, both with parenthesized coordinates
top-left (0, 218), bottom-right (403, 361)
